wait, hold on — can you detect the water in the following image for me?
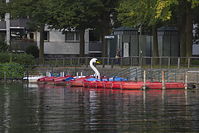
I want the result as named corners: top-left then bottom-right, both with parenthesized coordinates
top-left (0, 83), bottom-right (199, 133)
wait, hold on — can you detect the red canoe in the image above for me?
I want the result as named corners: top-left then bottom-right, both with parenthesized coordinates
top-left (70, 77), bottom-right (88, 87)
top-left (83, 80), bottom-right (185, 90)
top-left (147, 82), bottom-right (185, 89)
top-left (83, 81), bottom-right (144, 90)
top-left (53, 75), bottom-right (71, 82)
top-left (37, 76), bottom-right (55, 82)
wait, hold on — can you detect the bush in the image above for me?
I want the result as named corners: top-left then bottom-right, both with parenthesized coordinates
top-left (0, 52), bottom-right (35, 65)
top-left (0, 40), bottom-right (9, 52)
top-left (25, 45), bottom-right (39, 58)
top-left (13, 53), bottom-right (35, 65)
top-left (0, 52), bottom-right (10, 63)
top-left (0, 62), bottom-right (25, 79)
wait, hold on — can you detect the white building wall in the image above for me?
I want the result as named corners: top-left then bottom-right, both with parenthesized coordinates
top-left (37, 27), bottom-right (89, 55)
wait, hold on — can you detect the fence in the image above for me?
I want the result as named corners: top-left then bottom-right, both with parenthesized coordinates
top-left (39, 56), bottom-right (199, 68)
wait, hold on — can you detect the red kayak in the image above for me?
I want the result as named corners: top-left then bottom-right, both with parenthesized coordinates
top-left (147, 82), bottom-right (185, 89)
top-left (83, 81), bottom-right (144, 90)
top-left (53, 75), bottom-right (71, 82)
top-left (83, 80), bottom-right (185, 90)
top-left (37, 76), bottom-right (55, 82)
top-left (70, 77), bottom-right (88, 87)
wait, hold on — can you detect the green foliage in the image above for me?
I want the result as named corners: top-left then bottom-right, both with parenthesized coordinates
top-left (0, 52), bottom-right (35, 65)
top-left (117, 0), bottom-right (176, 27)
top-left (25, 45), bottom-right (39, 58)
top-left (0, 52), bottom-right (10, 63)
top-left (10, 0), bottom-right (52, 62)
top-left (48, 0), bottom-right (103, 30)
top-left (12, 53), bottom-right (35, 65)
top-left (0, 62), bottom-right (25, 79)
top-left (0, 0), bottom-right (6, 19)
top-left (10, 0), bottom-right (50, 29)
top-left (0, 40), bottom-right (9, 52)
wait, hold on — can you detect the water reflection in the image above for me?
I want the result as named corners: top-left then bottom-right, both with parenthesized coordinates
top-left (0, 83), bottom-right (199, 133)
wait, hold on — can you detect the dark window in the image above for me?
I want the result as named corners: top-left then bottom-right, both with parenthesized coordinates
top-left (29, 33), bottom-right (34, 39)
top-left (65, 32), bottom-right (80, 41)
top-left (44, 31), bottom-right (49, 41)
top-left (89, 30), bottom-right (100, 41)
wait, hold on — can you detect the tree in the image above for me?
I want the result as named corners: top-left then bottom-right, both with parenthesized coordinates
top-left (47, 0), bottom-right (105, 57)
top-left (9, 0), bottom-right (51, 63)
top-left (175, 0), bottom-right (199, 57)
top-left (118, 0), bottom-right (176, 59)
top-left (0, 0), bottom-right (6, 19)
top-left (94, 0), bottom-right (120, 57)
top-left (118, 0), bottom-right (199, 58)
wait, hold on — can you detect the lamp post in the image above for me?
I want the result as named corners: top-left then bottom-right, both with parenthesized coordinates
top-left (138, 25), bottom-right (142, 66)
top-left (5, 0), bottom-right (10, 46)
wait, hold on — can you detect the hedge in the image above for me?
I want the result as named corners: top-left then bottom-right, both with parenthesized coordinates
top-left (0, 62), bottom-right (25, 79)
top-left (0, 52), bottom-right (35, 65)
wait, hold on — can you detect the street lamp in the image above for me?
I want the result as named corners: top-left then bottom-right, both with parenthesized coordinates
top-left (138, 25), bottom-right (142, 66)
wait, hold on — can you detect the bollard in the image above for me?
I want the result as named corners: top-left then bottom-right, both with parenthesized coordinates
top-left (162, 71), bottom-right (165, 90)
top-left (143, 70), bottom-right (146, 90)
top-left (4, 71), bottom-right (6, 81)
top-left (185, 72), bottom-right (188, 90)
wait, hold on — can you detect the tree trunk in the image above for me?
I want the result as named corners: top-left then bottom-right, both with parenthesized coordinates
top-left (79, 30), bottom-right (85, 57)
top-left (185, 2), bottom-right (193, 57)
top-left (101, 32), bottom-right (107, 57)
top-left (39, 25), bottom-right (45, 64)
top-left (177, 0), bottom-right (186, 64)
top-left (152, 25), bottom-right (159, 64)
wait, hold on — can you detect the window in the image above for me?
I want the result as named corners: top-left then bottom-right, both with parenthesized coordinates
top-left (44, 31), bottom-right (49, 41)
top-left (65, 32), bottom-right (80, 42)
top-left (89, 30), bottom-right (100, 41)
top-left (29, 33), bottom-right (34, 40)
top-left (66, 32), bottom-right (74, 40)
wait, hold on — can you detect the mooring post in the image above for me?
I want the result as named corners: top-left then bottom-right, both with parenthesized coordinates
top-left (4, 71), bottom-right (6, 81)
top-left (185, 72), bottom-right (188, 90)
top-left (143, 70), bottom-right (146, 90)
top-left (162, 71), bottom-right (165, 90)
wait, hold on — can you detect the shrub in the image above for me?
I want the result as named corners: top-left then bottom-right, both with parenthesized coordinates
top-left (25, 45), bottom-right (39, 58)
top-left (0, 52), bottom-right (10, 63)
top-left (13, 53), bottom-right (35, 65)
top-left (0, 62), bottom-right (25, 79)
top-left (0, 52), bottom-right (35, 65)
top-left (0, 40), bottom-right (9, 52)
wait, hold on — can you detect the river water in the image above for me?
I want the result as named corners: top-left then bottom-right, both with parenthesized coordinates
top-left (0, 83), bottom-right (199, 133)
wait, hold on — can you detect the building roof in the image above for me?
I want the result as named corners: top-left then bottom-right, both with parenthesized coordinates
top-left (0, 18), bottom-right (30, 30)
top-left (157, 26), bottom-right (178, 31)
top-left (114, 26), bottom-right (137, 31)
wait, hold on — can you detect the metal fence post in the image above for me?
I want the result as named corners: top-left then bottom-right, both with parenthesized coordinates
top-left (162, 71), bottom-right (165, 90)
top-left (120, 57), bottom-right (123, 68)
top-left (185, 72), bottom-right (188, 90)
top-left (4, 72), bottom-right (6, 81)
top-left (168, 57), bottom-right (170, 69)
top-left (188, 58), bottom-right (190, 68)
top-left (177, 57), bottom-right (180, 69)
top-left (63, 58), bottom-right (65, 66)
top-left (111, 59), bottom-right (114, 68)
top-left (102, 58), bottom-right (105, 68)
top-left (143, 70), bottom-right (146, 90)
top-left (78, 58), bottom-right (80, 66)
top-left (86, 57), bottom-right (88, 67)
top-left (70, 58), bottom-right (72, 66)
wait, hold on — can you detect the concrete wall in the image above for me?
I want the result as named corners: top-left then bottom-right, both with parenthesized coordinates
top-left (37, 27), bottom-right (89, 55)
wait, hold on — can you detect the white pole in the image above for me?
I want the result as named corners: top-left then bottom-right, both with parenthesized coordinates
top-left (5, 0), bottom-right (10, 46)
top-left (143, 70), bottom-right (146, 90)
top-left (162, 71), bottom-right (165, 90)
top-left (185, 72), bottom-right (188, 90)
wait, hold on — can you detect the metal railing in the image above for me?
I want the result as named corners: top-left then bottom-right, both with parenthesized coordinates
top-left (39, 56), bottom-right (199, 68)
